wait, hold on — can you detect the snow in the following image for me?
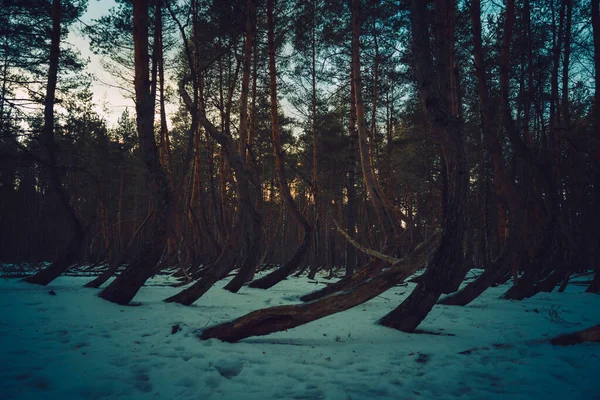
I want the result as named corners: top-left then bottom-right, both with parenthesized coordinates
top-left (0, 269), bottom-right (599, 400)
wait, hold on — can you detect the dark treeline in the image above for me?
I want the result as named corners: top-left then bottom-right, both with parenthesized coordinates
top-left (0, 0), bottom-right (598, 339)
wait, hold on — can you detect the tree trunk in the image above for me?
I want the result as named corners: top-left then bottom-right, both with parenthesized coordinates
top-left (84, 212), bottom-right (153, 288)
top-left (165, 211), bottom-right (243, 304)
top-left (369, 1), bottom-right (379, 172)
top-left (247, 0), bottom-right (313, 289)
top-left (310, 0), bottom-right (322, 274)
top-left (200, 233), bottom-right (440, 342)
top-left (438, 228), bottom-right (522, 306)
top-left (25, 0), bottom-right (85, 286)
top-left (503, 221), bottom-right (559, 300)
top-left (352, 2), bottom-right (399, 245)
top-left (438, 0), bottom-right (527, 307)
top-left (165, 3), bottom-right (262, 303)
top-left (345, 66), bottom-right (358, 277)
top-left (224, 214), bottom-right (262, 292)
top-left (587, 0), bottom-right (600, 294)
top-left (98, 0), bottom-right (172, 305)
top-left (224, 0), bottom-right (261, 293)
top-left (551, 324), bottom-right (600, 345)
top-left (299, 0), bottom-right (401, 300)
top-left (378, 0), bottom-right (469, 332)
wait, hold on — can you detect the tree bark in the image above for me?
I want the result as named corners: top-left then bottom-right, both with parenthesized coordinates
top-left (438, 228), bottom-right (522, 306)
top-left (98, 0), bottom-right (172, 305)
top-left (587, 0), bottom-right (600, 293)
top-left (378, 0), bottom-right (469, 332)
top-left (298, 0), bottom-right (401, 298)
top-left (165, 2), bottom-right (262, 302)
top-left (165, 216), bottom-right (243, 305)
top-left (310, 0), bottom-right (322, 274)
top-left (200, 232), bottom-right (440, 342)
top-left (84, 211), bottom-right (153, 288)
top-left (352, 0), bottom-right (399, 245)
top-left (225, 0), bottom-right (261, 293)
top-left (247, 0), bottom-right (313, 289)
top-left (369, 1), bottom-right (379, 172)
top-left (25, 0), bottom-right (85, 286)
top-left (345, 66), bottom-right (358, 277)
top-left (551, 324), bottom-right (600, 345)
top-left (438, 0), bottom-right (528, 307)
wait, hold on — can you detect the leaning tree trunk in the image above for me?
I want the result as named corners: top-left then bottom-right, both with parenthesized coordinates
top-left (247, 0), bottom-right (313, 290)
top-left (344, 64), bottom-right (359, 279)
top-left (165, 216), bottom-right (243, 305)
top-left (378, 0), bottom-right (469, 333)
top-left (84, 212), bottom-right (153, 288)
top-left (98, 0), bottom-right (173, 305)
top-left (551, 324), bottom-right (600, 345)
top-left (300, 242), bottom-right (395, 302)
top-left (300, 0), bottom-right (402, 300)
top-left (222, 0), bottom-right (261, 294)
top-left (200, 232), bottom-right (440, 342)
top-left (163, 1), bottom-right (263, 303)
top-left (24, 0), bottom-right (85, 286)
top-left (496, 0), bottom-right (565, 301)
top-left (168, 111), bottom-right (260, 303)
top-left (503, 219), bottom-right (560, 300)
top-left (224, 212), bottom-right (262, 292)
top-left (164, 77), bottom-right (257, 303)
top-left (438, 228), bottom-right (523, 306)
top-left (436, 0), bottom-right (529, 307)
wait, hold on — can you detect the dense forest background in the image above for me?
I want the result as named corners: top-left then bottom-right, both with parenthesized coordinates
top-left (1, 0), bottom-right (599, 337)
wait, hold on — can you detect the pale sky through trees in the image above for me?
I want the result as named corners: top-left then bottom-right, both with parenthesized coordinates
top-left (69, 0), bottom-right (135, 126)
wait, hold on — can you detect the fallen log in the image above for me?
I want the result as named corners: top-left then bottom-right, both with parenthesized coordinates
top-left (458, 325), bottom-right (600, 355)
top-left (550, 324), bottom-right (600, 346)
top-left (199, 232), bottom-right (440, 342)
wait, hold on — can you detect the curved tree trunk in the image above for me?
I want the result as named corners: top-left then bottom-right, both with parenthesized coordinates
top-left (249, 230), bottom-right (312, 289)
top-left (224, 213), bottom-right (262, 292)
top-left (436, 0), bottom-right (530, 307)
top-left (165, 216), bottom-right (243, 305)
top-left (246, 0), bottom-right (313, 289)
top-left (551, 324), bottom-right (600, 345)
top-left (167, 111), bottom-right (259, 304)
top-left (438, 230), bottom-right (521, 306)
top-left (301, 0), bottom-right (401, 299)
top-left (99, 0), bottom-right (172, 305)
top-left (84, 257), bottom-right (122, 289)
top-left (222, 0), bottom-right (261, 294)
top-left (378, 0), bottom-right (469, 332)
top-left (200, 233), bottom-right (440, 342)
top-left (24, 0), bottom-right (85, 286)
top-left (165, 1), bottom-right (262, 304)
top-left (300, 241), bottom-right (395, 302)
top-left (503, 220), bottom-right (560, 300)
top-left (84, 211), bottom-right (153, 288)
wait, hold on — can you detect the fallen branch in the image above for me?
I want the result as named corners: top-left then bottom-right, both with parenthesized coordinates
top-left (331, 219), bottom-right (401, 265)
top-left (550, 324), bottom-right (600, 346)
top-left (458, 324), bottom-right (600, 354)
top-left (199, 232), bottom-right (440, 342)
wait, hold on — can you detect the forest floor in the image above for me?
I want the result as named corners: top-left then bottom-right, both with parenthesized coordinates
top-left (0, 267), bottom-right (599, 400)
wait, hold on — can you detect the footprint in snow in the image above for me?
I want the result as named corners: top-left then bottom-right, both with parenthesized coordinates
top-left (212, 358), bottom-right (244, 379)
top-left (134, 373), bottom-right (153, 393)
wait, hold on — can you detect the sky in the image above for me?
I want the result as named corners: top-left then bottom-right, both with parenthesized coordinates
top-left (68, 0), bottom-right (135, 127)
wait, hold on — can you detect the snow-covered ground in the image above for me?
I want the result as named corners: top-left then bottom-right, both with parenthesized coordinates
top-left (0, 270), bottom-right (599, 400)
